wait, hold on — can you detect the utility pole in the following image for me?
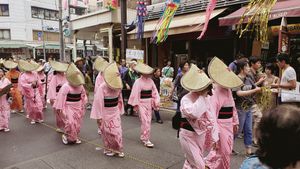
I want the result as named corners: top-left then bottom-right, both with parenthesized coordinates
top-left (41, 18), bottom-right (46, 62)
top-left (120, 0), bottom-right (127, 61)
top-left (59, 0), bottom-right (65, 61)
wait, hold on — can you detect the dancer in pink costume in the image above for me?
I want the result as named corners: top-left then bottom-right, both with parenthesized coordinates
top-left (54, 63), bottom-right (87, 144)
top-left (0, 68), bottom-right (12, 132)
top-left (37, 66), bottom-right (46, 108)
top-left (205, 57), bottom-right (243, 169)
top-left (179, 64), bottom-right (219, 169)
top-left (128, 63), bottom-right (160, 148)
top-left (91, 57), bottom-right (109, 135)
top-left (19, 60), bottom-right (44, 124)
top-left (92, 62), bottom-right (125, 157)
top-left (47, 61), bottom-right (68, 132)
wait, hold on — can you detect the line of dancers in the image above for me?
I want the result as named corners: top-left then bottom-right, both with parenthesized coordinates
top-left (0, 56), bottom-right (243, 169)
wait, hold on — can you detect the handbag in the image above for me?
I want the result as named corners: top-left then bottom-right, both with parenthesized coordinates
top-left (281, 82), bottom-right (300, 102)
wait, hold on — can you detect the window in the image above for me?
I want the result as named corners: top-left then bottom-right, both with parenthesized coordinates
top-left (70, 7), bottom-right (85, 15)
top-left (31, 6), bottom-right (59, 21)
top-left (0, 29), bottom-right (11, 40)
top-left (0, 4), bottom-right (9, 16)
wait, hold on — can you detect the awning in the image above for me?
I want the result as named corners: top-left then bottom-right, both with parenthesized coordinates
top-left (0, 44), bottom-right (27, 48)
top-left (129, 8), bottom-right (227, 39)
top-left (219, 0), bottom-right (300, 26)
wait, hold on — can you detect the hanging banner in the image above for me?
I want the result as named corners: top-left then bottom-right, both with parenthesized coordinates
top-left (278, 17), bottom-right (289, 53)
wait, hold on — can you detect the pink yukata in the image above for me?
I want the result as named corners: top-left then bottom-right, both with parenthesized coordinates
top-left (0, 78), bottom-right (11, 130)
top-left (128, 76), bottom-right (160, 142)
top-left (53, 83), bottom-right (87, 142)
top-left (91, 72), bottom-right (104, 117)
top-left (47, 73), bottom-right (67, 129)
top-left (205, 85), bottom-right (239, 169)
top-left (91, 82), bottom-right (124, 152)
top-left (19, 72), bottom-right (44, 122)
top-left (38, 72), bottom-right (46, 107)
top-left (180, 93), bottom-right (219, 169)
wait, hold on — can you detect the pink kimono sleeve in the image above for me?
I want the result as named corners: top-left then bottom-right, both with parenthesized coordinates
top-left (47, 76), bottom-right (57, 100)
top-left (118, 90), bottom-right (125, 115)
top-left (90, 85), bottom-right (104, 119)
top-left (19, 75), bottom-right (34, 98)
top-left (128, 79), bottom-right (141, 107)
top-left (151, 80), bottom-right (160, 110)
top-left (80, 86), bottom-right (87, 117)
top-left (180, 96), bottom-right (208, 119)
top-left (53, 84), bottom-right (68, 110)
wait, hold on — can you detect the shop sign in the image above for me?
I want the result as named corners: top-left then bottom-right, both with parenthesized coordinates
top-left (126, 49), bottom-right (144, 62)
top-left (271, 24), bottom-right (300, 35)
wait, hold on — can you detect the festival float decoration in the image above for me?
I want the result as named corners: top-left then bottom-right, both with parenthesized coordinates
top-left (151, 0), bottom-right (180, 44)
top-left (198, 0), bottom-right (217, 40)
top-left (136, 0), bottom-right (148, 39)
top-left (237, 0), bottom-right (278, 43)
top-left (106, 0), bottom-right (118, 11)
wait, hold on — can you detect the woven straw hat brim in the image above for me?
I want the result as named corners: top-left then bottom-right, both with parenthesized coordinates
top-left (50, 60), bottom-right (69, 72)
top-left (103, 62), bottom-right (123, 89)
top-left (94, 57), bottom-right (109, 72)
top-left (18, 60), bottom-right (40, 72)
top-left (181, 64), bottom-right (212, 92)
top-left (66, 63), bottom-right (85, 86)
top-left (3, 60), bottom-right (18, 69)
top-left (0, 59), bottom-right (4, 64)
top-left (75, 57), bottom-right (83, 64)
top-left (208, 57), bottom-right (243, 89)
top-left (134, 63), bottom-right (154, 74)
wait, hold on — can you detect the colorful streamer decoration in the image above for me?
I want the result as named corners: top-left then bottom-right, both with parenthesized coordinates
top-left (237, 0), bottom-right (278, 43)
top-left (151, 0), bottom-right (179, 44)
top-left (136, 0), bottom-right (148, 39)
top-left (106, 0), bottom-right (118, 11)
top-left (198, 0), bottom-right (217, 40)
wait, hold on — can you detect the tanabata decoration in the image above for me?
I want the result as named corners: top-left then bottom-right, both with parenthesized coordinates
top-left (106, 0), bottom-right (118, 11)
top-left (151, 0), bottom-right (180, 44)
top-left (197, 0), bottom-right (217, 40)
top-left (136, 0), bottom-right (148, 39)
top-left (237, 0), bottom-right (278, 43)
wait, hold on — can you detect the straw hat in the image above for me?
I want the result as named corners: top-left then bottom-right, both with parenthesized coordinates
top-left (181, 64), bottom-right (212, 92)
top-left (103, 62), bottom-right (123, 89)
top-left (3, 60), bottom-right (18, 69)
top-left (50, 60), bottom-right (69, 72)
top-left (94, 57), bottom-right (109, 72)
top-left (75, 57), bottom-right (84, 64)
top-left (208, 57), bottom-right (243, 89)
top-left (66, 63), bottom-right (85, 86)
top-left (134, 62), bottom-right (154, 74)
top-left (0, 58), bottom-right (4, 65)
top-left (36, 65), bottom-right (44, 72)
top-left (18, 60), bottom-right (40, 72)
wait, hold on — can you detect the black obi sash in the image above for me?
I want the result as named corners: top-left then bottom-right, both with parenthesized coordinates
top-left (11, 78), bottom-right (18, 84)
top-left (56, 85), bottom-right (62, 93)
top-left (140, 90), bottom-right (152, 99)
top-left (66, 93), bottom-right (81, 102)
top-left (104, 97), bottom-right (119, 107)
top-left (180, 118), bottom-right (195, 132)
top-left (218, 107), bottom-right (233, 119)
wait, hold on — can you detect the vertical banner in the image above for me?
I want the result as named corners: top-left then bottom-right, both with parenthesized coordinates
top-left (278, 17), bottom-right (289, 54)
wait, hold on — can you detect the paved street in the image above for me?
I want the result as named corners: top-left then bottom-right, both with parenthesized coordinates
top-left (1, 106), bottom-right (246, 169)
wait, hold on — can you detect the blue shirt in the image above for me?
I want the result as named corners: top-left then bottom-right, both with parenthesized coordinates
top-left (240, 156), bottom-right (269, 169)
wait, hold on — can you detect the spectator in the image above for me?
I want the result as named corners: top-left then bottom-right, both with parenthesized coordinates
top-left (123, 59), bottom-right (139, 115)
top-left (240, 105), bottom-right (300, 169)
top-left (233, 60), bottom-right (261, 156)
top-left (229, 53), bottom-right (247, 74)
top-left (271, 53), bottom-right (297, 104)
top-left (169, 60), bottom-right (190, 112)
top-left (262, 63), bottom-right (279, 110)
top-left (162, 60), bottom-right (174, 78)
top-left (152, 68), bottom-right (163, 124)
top-left (119, 59), bottom-right (128, 80)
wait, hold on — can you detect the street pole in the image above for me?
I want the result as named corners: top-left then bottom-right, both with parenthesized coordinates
top-left (59, 0), bottom-right (65, 61)
top-left (41, 19), bottom-right (46, 62)
top-left (120, 0), bottom-right (127, 61)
